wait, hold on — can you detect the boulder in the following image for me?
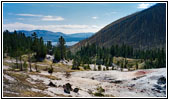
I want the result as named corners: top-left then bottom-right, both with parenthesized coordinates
top-left (110, 80), bottom-right (123, 84)
top-left (154, 84), bottom-right (162, 90)
top-left (63, 83), bottom-right (72, 94)
top-left (73, 88), bottom-right (79, 93)
top-left (48, 81), bottom-right (56, 87)
top-left (157, 76), bottom-right (166, 85)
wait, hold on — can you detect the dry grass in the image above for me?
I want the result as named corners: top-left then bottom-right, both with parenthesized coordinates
top-left (20, 90), bottom-right (51, 97)
top-left (29, 71), bottom-right (61, 80)
top-left (113, 57), bottom-right (143, 69)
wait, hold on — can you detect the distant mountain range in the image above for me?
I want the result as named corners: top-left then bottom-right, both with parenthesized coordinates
top-left (71, 3), bottom-right (166, 51)
top-left (17, 30), bottom-right (94, 45)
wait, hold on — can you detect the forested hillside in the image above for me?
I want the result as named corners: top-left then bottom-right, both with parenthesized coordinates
top-left (72, 3), bottom-right (166, 51)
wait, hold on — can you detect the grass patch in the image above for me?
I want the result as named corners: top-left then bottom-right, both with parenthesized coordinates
top-left (93, 86), bottom-right (105, 97)
top-left (94, 92), bottom-right (104, 97)
top-left (29, 72), bottom-right (61, 80)
top-left (5, 71), bottom-right (29, 81)
top-left (4, 71), bottom-right (48, 95)
top-left (20, 90), bottom-right (51, 97)
top-left (113, 57), bottom-right (143, 70)
top-left (3, 92), bottom-right (19, 97)
top-left (41, 75), bottom-right (61, 80)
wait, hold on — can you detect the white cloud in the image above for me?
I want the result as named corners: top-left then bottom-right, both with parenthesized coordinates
top-left (137, 3), bottom-right (152, 9)
top-left (3, 22), bottom-right (103, 34)
top-left (42, 16), bottom-right (64, 21)
top-left (92, 16), bottom-right (98, 19)
top-left (16, 13), bottom-right (42, 17)
top-left (16, 13), bottom-right (64, 21)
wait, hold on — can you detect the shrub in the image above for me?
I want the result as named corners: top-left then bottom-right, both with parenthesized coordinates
top-left (103, 67), bottom-right (106, 71)
top-left (97, 86), bottom-right (105, 93)
top-left (23, 61), bottom-right (28, 71)
top-left (94, 86), bottom-right (105, 97)
top-left (94, 92), bottom-right (104, 97)
top-left (98, 65), bottom-right (101, 71)
top-left (64, 71), bottom-right (71, 78)
top-left (106, 66), bottom-right (109, 70)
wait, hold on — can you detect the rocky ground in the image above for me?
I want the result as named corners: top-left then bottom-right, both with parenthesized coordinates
top-left (3, 58), bottom-right (167, 97)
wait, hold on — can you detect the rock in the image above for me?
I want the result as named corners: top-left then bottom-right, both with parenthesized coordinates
top-left (140, 89), bottom-right (146, 93)
top-left (154, 84), bottom-right (162, 90)
top-left (88, 89), bottom-right (93, 94)
top-left (63, 83), bottom-right (72, 94)
top-left (163, 85), bottom-right (166, 89)
top-left (91, 77), bottom-right (95, 80)
top-left (132, 75), bottom-right (145, 80)
top-left (110, 80), bottom-right (122, 84)
top-left (129, 84), bottom-right (135, 88)
top-left (162, 90), bottom-right (166, 94)
top-left (65, 83), bottom-right (72, 91)
top-left (157, 76), bottom-right (166, 85)
top-left (73, 88), bottom-right (79, 93)
top-left (64, 88), bottom-right (70, 94)
top-left (128, 87), bottom-right (133, 91)
top-left (48, 81), bottom-right (56, 87)
top-left (48, 68), bottom-right (53, 75)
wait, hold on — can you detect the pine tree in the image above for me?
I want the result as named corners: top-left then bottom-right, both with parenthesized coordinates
top-left (135, 61), bottom-right (138, 70)
top-left (58, 36), bottom-right (66, 60)
top-left (98, 65), bottom-right (101, 71)
top-left (47, 41), bottom-right (53, 55)
top-left (72, 56), bottom-right (80, 70)
top-left (121, 61), bottom-right (124, 71)
top-left (54, 47), bottom-right (61, 62)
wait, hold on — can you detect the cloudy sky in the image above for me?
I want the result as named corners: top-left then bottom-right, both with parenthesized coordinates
top-left (3, 2), bottom-right (156, 34)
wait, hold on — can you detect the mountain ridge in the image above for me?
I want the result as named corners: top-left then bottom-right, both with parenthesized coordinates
top-left (71, 3), bottom-right (166, 52)
top-left (16, 30), bottom-right (94, 43)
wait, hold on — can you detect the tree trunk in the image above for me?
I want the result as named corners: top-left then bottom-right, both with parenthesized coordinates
top-left (28, 54), bottom-right (32, 72)
top-left (20, 56), bottom-right (23, 71)
top-left (16, 57), bottom-right (18, 69)
top-left (35, 63), bottom-right (38, 72)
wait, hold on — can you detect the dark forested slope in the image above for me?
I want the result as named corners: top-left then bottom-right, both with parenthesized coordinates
top-left (72, 3), bottom-right (166, 52)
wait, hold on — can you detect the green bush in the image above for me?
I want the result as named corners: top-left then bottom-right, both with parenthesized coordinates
top-left (23, 61), bottom-right (28, 71)
top-left (98, 65), bottom-right (101, 71)
top-left (94, 86), bottom-right (105, 97)
top-left (94, 92), bottom-right (104, 97)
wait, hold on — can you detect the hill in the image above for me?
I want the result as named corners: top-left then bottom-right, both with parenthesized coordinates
top-left (71, 3), bottom-right (166, 51)
top-left (17, 30), bottom-right (94, 45)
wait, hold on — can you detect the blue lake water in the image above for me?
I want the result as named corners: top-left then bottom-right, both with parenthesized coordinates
top-left (45, 41), bottom-right (79, 46)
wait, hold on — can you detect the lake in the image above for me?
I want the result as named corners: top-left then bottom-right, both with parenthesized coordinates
top-left (45, 41), bottom-right (79, 46)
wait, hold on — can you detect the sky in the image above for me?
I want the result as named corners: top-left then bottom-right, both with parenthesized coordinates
top-left (3, 2), bottom-right (156, 34)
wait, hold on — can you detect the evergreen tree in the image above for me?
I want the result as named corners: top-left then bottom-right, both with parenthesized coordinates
top-left (98, 65), bottom-right (101, 71)
top-left (47, 41), bottom-right (53, 55)
top-left (121, 61), bottom-right (124, 71)
top-left (58, 36), bottom-right (66, 60)
top-left (135, 61), bottom-right (138, 70)
top-left (54, 47), bottom-right (61, 62)
top-left (72, 56), bottom-right (80, 70)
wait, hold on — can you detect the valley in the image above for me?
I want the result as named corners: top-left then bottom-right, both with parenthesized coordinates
top-left (17, 30), bottom-right (94, 46)
top-left (2, 2), bottom-right (167, 98)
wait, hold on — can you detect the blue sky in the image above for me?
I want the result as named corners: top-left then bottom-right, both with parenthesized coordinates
top-left (3, 2), bottom-right (156, 34)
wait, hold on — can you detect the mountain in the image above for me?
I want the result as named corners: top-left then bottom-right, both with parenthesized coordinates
top-left (17, 30), bottom-right (94, 44)
top-left (68, 33), bottom-right (94, 38)
top-left (71, 3), bottom-right (166, 52)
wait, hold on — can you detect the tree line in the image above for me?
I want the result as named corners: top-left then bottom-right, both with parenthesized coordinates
top-left (3, 30), bottom-right (166, 71)
top-left (3, 30), bottom-right (67, 71)
top-left (71, 43), bottom-right (166, 70)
